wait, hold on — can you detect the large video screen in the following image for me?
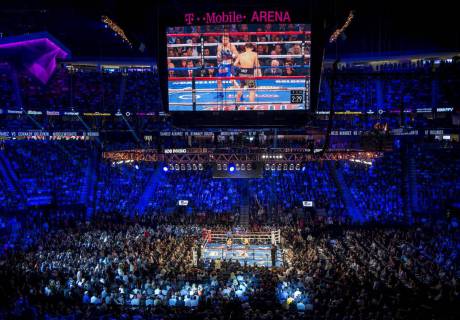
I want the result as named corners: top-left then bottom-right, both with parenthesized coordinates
top-left (167, 24), bottom-right (311, 111)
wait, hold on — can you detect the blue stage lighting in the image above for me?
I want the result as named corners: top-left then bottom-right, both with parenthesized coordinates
top-left (163, 166), bottom-right (169, 172)
top-left (228, 163), bottom-right (236, 173)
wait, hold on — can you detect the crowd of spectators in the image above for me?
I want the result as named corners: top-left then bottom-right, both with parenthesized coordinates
top-left (414, 147), bottom-right (460, 214)
top-left (2, 141), bottom-right (90, 207)
top-left (0, 140), bottom-right (458, 224)
top-left (0, 69), bottom-right (16, 108)
top-left (2, 57), bottom-right (459, 115)
top-left (19, 68), bottom-right (72, 110)
top-left (248, 165), bottom-right (345, 226)
top-left (145, 170), bottom-right (240, 219)
top-left (167, 24), bottom-right (311, 78)
top-left (0, 214), bottom-right (459, 319)
top-left (0, 138), bottom-right (459, 319)
top-left (319, 60), bottom-right (460, 111)
top-left (340, 153), bottom-right (405, 222)
top-left (95, 164), bottom-right (344, 225)
top-left (2, 66), bottom-right (161, 113)
top-left (96, 161), bottom-right (150, 215)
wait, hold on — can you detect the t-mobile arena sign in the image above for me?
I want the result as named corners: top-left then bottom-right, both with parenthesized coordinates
top-left (184, 10), bottom-right (292, 25)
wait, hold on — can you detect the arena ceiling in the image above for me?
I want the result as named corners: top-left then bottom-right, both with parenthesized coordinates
top-left (0, 0), bottom-right (459, 58)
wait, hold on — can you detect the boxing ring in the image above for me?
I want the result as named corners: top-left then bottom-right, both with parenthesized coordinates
top-left (200, 229), bottom-right (284, 267)
top-left (168, 75), bottom-right (308, 111)
top-left (167, 29), bottom-right (311, 111)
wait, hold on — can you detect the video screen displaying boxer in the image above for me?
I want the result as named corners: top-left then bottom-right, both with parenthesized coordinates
top-left (167, 24), bottom-right (311, 111)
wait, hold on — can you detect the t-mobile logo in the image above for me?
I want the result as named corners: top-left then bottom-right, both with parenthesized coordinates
top-left (184, 13), bottom-right (195, 25)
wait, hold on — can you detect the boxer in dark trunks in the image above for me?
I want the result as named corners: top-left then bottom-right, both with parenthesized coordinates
top-left (233, 42), bottom-right (261, 107)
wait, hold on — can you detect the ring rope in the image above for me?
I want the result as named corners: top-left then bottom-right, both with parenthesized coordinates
top-left (204, 246), bottom-right (273, 251)
top-left (168, 54), bottom-right (310, 60)
top-left (167, 40), bottom-right (311, 48)
top-left (169, 102), bottom-right (293, 105)
top-left (169, 87), bottom-right (307, 93)
top-left (168, 75), bottom-right (308, 81)
top-left (169, 65), bottom-right (310, 71)
top-left (167, 31), bottom-right (311, 37)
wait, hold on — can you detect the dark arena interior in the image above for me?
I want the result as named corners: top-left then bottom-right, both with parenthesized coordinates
top-left (1, 0), bottom-right (460, 319)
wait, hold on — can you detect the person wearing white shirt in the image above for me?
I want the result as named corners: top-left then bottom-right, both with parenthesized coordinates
top-left (90, 295), bottom-right (100, 304)
top-left (190, 296), bottom-right (199, 307)
top-left (221, 287), bottom-right (231, 296)
top-left (131, 297), bottom-right (140, 306)
top-left (180, 288), bottom-right (188, 296)
top-left (294, 288), bottom-right (302, 299)
top-left (235, 289), bottom-right (243, 298)
top-left (184, 296), bottom-right (191, 307)
top-left (44, 286), bottom-right (52, 296)
top-left (146, 297), bottom-right (154, 306)
top-left (168, 296), bottom-right (177, 307)
top-left (297, 301), bottom-right (306, 311)
top-left (101, 288), bottom-right (108, 299)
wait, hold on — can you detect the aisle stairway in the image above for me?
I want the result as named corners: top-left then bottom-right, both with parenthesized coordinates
top-left (400, 144), bottom-right (418, 216)
top-left (239, 180), bottom-right (250, 227)
top-left (328, 162), bottom-right (364, 223)
top-left (136, 166), bottom-right (164, 214)
top-left (0, 151), bottom-right (16, 194)
top-left (81, 149), bottom-right (99, 218)
top-left (407, 156), bottom-right (419, 213)
top-left (0, 151), bottom-right (26, 201)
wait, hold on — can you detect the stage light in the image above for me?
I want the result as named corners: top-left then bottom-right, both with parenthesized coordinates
top-left (229, 163), bottom-right (236, 172)
top-left (163, 166), bottom-right (169, 172)
top-left (134, 165), bottom-right (139, 170)
top-left (301, 166), bottom-right (306, 172)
